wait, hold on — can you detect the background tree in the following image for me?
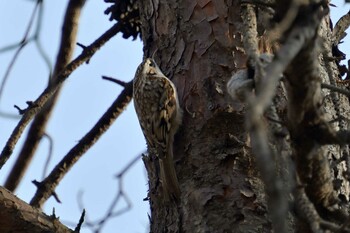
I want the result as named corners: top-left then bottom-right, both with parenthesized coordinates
top-left (1, 0), bottom-right (350, 233)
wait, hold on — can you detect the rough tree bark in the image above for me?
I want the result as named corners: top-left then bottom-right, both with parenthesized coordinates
top-left (140, 0), bottom-right (269, 232)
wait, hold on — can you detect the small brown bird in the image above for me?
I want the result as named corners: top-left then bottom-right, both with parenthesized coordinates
top-left (133, 58), bottom-right (182, 200)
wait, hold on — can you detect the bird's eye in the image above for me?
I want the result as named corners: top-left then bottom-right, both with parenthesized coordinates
top-left (148, 60), bottom-right (155, 67)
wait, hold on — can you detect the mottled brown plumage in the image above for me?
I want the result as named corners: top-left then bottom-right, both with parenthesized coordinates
top-left (133, 58), bottom-right (182, 199)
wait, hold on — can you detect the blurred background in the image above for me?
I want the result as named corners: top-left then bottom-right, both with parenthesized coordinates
top-left (0, 1), bottom-right (349, 233)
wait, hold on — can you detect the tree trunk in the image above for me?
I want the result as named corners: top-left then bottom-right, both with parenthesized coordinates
top-left (140, 1), bottom-right (270, 232)
top-left (139, 0), bottom-right (350, 232)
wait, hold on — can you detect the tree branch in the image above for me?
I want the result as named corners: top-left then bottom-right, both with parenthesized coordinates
top-left (242, 2), bottom-right (331, 232)
top-left (0, 186), bottom-right (72, 233)
top-left (0, 22), bottom-right (123, 169)
top-left (0, 0), bottom-right (41, 113)
top-left (321, 83), bottom-right (350, 97)
top-left (282, 2), bottom-right (343, 230)
top-left (4, 0), bottom-right (86, 192)
top-left (30, 80), bottom-right (133, 208)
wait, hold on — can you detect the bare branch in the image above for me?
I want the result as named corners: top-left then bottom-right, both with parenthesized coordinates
top-left (102, 76), bottom-right (127, 87)
top-left (34, 2), bottom-right (53, 78)
top-left (0, 186), bottom-right (72, 233)
top-left (74, 209), bottom-right (85, 233)
top-left (13, 105), bottom-right (26, 115)
top-left (241, 2), bottom-right (330, 232)
top-left (0, 0), bottom-right (40, 97)
top-left (255, 12), bottom-right (323, 116)
top-left (321, 83), bottom-right (350, 97)
top-left (279, 3), bottom-right (344, 230)
top-left (115, 153), bottom-right (142, 178)
top-left (0, 22), bottom-right (123, 169)
top-left (0, 0), bottom-right (41, 118)
top-left (30, 80), bottom-right (133, 208)
top-left (84, 179), bottom-right (132, 233)
top-left (240, 3), bottom-right (259, 61)
top-left (4, 0), bottom-right (86, 192)
top-left (76, 154), bottom-right (140, 232)
top-left (32, 180), bottom-right (62, 203)
top-left (42, 133), bottom-right (54, 179)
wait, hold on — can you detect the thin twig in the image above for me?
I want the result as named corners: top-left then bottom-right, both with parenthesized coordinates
top-left (0, 0), bottom-right (41, 118)
top-left (42, 133), bottom-right (54, 179)
top-left (30, 80), bottom-right (133, 208)
top-left (13, 105), bottom-right (26, 115)
top-left (0, 1), bottom-right (52, 119)
top-left (74, 209), bottom-right (86, 232)
top-left (102, 76), bottom-right (127, 87)
top-left (34, 1), bottom-right (53, 80)
top-left (321, 83), bottom-right (350, 97)
top-left (115, 153), bottom-right (142, 178)
top-left (81, 154), bottom-right (139, 232)
top-left (32, 180), bottom-right (61, 203)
